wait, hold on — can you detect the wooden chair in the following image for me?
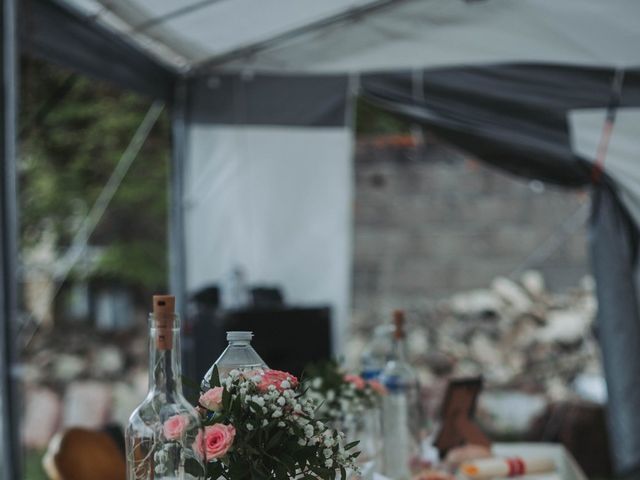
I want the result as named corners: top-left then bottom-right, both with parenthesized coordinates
top-left (43, 427), bottom-right (126, 480)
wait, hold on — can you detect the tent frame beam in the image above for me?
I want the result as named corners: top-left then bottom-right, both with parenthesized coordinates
top-left (169, 79), bottom-right (188, 317)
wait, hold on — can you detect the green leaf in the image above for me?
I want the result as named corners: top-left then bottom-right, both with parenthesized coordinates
top-left (340, 466), bottom-right (347, 480)
top-left (212, 365), bottom-right (221, 388)
top-left (222, 386), bottom-right (232, 411)
top-left (266, 430), bottom-right (285, 451)
top-left (344, 440), bottom-right (360, 450)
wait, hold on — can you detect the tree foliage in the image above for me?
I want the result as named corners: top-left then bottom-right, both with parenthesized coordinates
top-left (19, 57), bottom-right (170, 291)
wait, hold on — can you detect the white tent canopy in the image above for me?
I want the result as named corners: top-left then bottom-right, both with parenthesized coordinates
top-left (62, 0), bottom-right (640, 72)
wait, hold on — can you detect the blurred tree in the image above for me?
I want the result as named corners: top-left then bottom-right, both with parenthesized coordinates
top-left (356, 97), bottom-right (411, 135)
top-left (19, 57), bottom-right (170, 293)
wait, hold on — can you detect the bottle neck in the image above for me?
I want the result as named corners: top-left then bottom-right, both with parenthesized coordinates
top-left (391, 335), bottom-right (407, 362)
top-left (149, 324), bottom-right (183, 396)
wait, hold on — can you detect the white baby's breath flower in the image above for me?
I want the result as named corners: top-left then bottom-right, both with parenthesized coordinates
top-left (277, 421), bottom-right (285, 427)
top-left (298, 438), bottom-right (306, 446)
top-left (277, 396), bottom-right (286, 406)
top-left (311, 378), bottom-right (322, 389)
top-left (280, 380), bottom-right (291, 390)
top-left (324, 436), bottom-right (334, 447)
top-left (304, 425), bottom-right (314, 438)
top-left (229, 369), bottom-right (240, 378)
top-left (246, 423), bottom-right (254, 431)
top-left (323, 448), bottom-right (333, 458)
top-left (325, 459), bottom-right (333, 468)
top-left (268, 385), bottom-right (276, 392)
top-left (154, 449), bottom-right (168, 463)
top-left (262, 419), bottom-right (268, 426)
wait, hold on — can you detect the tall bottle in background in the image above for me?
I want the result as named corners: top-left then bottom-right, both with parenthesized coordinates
top-left (360, 324), bottom-right (394, 381)
top-left (126, 296), bottom-right (205, 480)
top-left (379, 310), bottom-right (422, 480)
top-left (201, 331), bottom-right (268, 390)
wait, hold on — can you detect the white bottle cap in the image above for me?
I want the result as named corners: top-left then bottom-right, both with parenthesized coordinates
top-left (227, 331), bottom-right (253, 341)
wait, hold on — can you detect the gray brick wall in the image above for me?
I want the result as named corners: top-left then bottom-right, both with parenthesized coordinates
top-left (352, 136), bottom-right (589, 313)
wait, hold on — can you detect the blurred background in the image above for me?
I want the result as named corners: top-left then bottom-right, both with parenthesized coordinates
top-left (14, 58), bottom-right (602, 478)
top-left (6, 1), bottom-right (639, 479)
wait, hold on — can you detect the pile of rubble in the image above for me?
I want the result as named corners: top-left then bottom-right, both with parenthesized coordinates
top-left (348, 271), bottom-right (603, 435)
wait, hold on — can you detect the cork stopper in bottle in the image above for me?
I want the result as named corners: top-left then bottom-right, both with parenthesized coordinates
top-left (393, 309), bottom-right (405, 340)
top-left (153, 295), bottom-right (175, 351)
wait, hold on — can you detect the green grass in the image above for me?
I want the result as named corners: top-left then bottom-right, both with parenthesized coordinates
top-left (24, 450), bottom-right (47, 480)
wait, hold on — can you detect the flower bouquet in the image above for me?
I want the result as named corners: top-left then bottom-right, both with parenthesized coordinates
top-left (196, 366), bottom-right (360, 479)
top-left (303, 360), bottom-right (386, 424)
top-left (303, 361), bottom-right (386, 469)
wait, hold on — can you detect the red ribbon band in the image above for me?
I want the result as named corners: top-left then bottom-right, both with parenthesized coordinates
top-left (506, 457), bottom-right (526, 476)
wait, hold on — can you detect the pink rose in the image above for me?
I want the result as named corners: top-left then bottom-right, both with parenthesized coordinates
top-left (200, 387), bottom-right (224, 411)
top-left (256, 369), bottom-right (298, 393)
top-left (192, 430), bottom-right (205, 460)
top-left (368, 379), bottom-right (387, 395)
top-left (194, 423), bottom-right (236, 461)
top-left (344, 374), bottom-right (366, 390)
top-left (163, 414), bottom-right (189, 440)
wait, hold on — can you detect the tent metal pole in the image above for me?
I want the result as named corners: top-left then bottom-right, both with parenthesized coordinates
top-left (1, 0), bottom-right (23, 477)
top-left (169, 79), bottom-right (188, 316)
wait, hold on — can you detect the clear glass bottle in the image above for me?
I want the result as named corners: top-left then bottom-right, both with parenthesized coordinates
top-left (126, 296), bottom-right (205, 480)
top-left (201, 331), bottom-right (268, 390)
top-left (379, 310), bottom-right (423, 480)
top-left (360, 324), bottom-right (394, 380)
top-left (349, 407), bottom-right (383, 473)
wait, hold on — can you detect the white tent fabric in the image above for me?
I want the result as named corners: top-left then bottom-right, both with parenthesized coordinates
top-left (570, 108), bottom-right (640, 228)
top-left (185, 125), bottom-right (354, 352)
top-left (62, 0), bottom-right (640, 72)
top-left (219, 0), bottom-right (640, 73)
top-left (61, 0), bottom-right (384, 69)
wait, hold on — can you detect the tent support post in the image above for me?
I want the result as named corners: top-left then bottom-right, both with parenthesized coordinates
top-left (1, 0), bottom-right (22, 477)
top-left (169, 79), bottom-right (188, 316)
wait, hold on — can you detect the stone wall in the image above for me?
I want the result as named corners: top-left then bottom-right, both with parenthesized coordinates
top-left (352, 135), bottom-right (589, 316)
